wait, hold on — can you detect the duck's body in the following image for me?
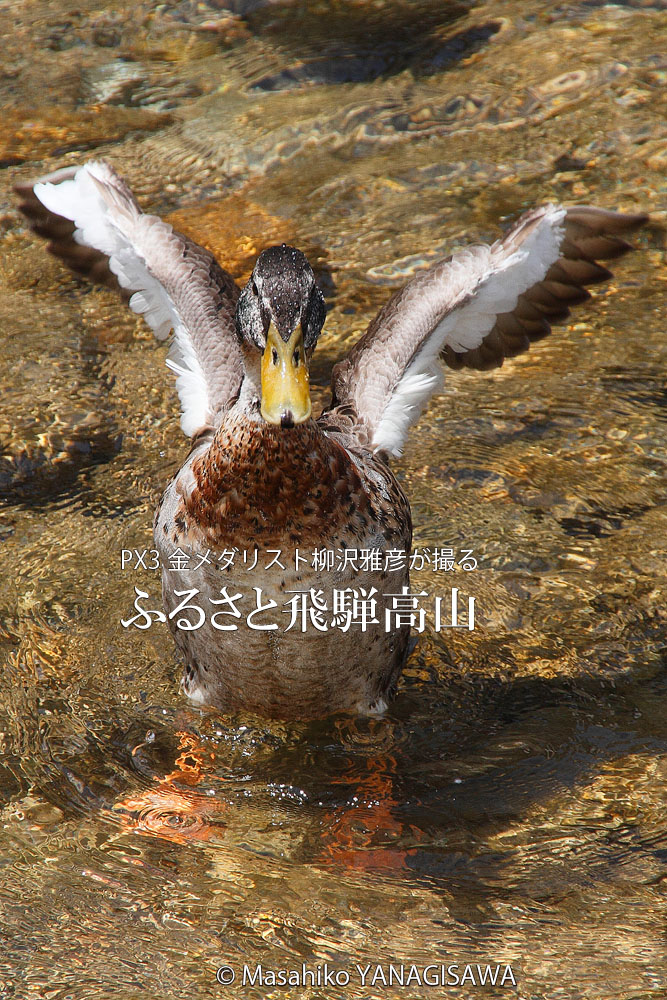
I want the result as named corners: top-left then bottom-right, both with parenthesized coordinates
top-left (18, 161), bottom-right (647, 719)
top-left (156, 413), bottom-right (411, 716)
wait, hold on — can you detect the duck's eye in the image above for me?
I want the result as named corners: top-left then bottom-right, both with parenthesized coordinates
top-left (293, 349), bottom-right (300, 366)
top-left (272, 348), bottom-right (279, 365)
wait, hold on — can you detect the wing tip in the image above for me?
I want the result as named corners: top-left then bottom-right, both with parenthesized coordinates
top-left (565, 204), bottom-right (650, 234)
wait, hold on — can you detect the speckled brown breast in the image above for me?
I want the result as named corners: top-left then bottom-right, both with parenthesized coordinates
top-left (154, 413), bottom-right (413, 719)
top-left (175, 417), bottom-right (405, 552)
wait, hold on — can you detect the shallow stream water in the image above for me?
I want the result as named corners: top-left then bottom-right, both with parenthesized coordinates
top-left (0, 1), bottom-right (665, 998)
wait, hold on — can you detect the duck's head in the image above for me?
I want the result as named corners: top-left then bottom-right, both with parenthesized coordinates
top-left (236, 244), bottom-right (326, 427)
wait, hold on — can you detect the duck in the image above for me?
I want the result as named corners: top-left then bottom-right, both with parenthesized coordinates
top-left (17, 160), bottom-right (647, 719)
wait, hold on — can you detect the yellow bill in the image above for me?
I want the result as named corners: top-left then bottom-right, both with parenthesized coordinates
top-left (261, 322), bottom-right (311, 426)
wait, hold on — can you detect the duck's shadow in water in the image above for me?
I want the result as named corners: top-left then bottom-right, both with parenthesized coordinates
top-left (33, 654), bottom-right (667, 925)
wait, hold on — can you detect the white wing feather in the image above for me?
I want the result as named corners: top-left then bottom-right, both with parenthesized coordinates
top-left (371, 206), bottom-right (566, 456)
top-left (34, 161), bottom-right (216, 436)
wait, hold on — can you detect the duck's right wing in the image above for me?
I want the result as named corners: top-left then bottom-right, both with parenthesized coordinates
top-left (16, 160), bottom-right (243, 437)
top-left (327, 204), bottom-right (647, 458)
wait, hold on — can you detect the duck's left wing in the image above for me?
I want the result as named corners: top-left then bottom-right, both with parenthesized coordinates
top-left (327, 204), bottom-right (647, 457)
top-left (17, 160), bottom-right (243, 437)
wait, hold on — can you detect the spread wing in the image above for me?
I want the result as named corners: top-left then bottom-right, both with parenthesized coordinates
top-left (16, 161), bottom-right (243, 436)
top-left (327, 204), bottom-right (647, 457)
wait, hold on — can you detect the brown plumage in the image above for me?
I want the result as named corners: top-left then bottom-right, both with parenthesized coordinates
top-left (17, 160), bottom-right (647, 718)
top-left (442, 205), bottom-right (646, 371)
top-left (16, 167), bottom-right (123, 291)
